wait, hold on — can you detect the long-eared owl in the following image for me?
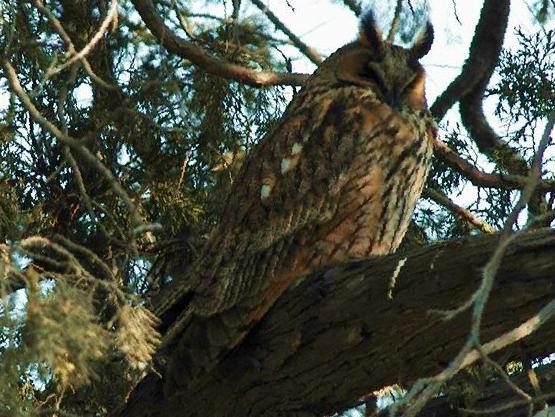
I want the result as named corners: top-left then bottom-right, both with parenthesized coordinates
top-left (156, 11), bottom-right (437, 389)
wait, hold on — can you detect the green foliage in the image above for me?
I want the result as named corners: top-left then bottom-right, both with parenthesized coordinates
top-left (23, 274), bottom-right (111, 388)
top-left (0, 0), bottom-right (289, 412)
top-left (0, 179), bottom-right (21, 241)
top-left (491, 29), bottom-right (555, 124)
top-left (0, 237), bottom-right (163, 413)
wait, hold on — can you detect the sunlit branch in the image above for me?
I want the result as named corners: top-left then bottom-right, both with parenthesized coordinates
top-left (49, 0), bottom-right (119, 75)
top-left (432, 139), bottom-right (555, 192)
top-left (422, 188), bottom-right (496, 234)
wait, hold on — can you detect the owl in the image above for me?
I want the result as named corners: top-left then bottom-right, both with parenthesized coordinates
top-left (154, 12), bottom-right (436, 389)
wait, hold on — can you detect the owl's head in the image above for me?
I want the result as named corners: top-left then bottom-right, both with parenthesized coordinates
top-left (317, 11), bottom-right (434, 110)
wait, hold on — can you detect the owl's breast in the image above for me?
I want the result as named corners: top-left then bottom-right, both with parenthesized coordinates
top-left (308, 103), bottom-right (434, 268)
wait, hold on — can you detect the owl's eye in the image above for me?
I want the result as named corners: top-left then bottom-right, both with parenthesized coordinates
top-left (400, 69), bottom-right (424, 95)
top-left (400, 70), bottom-right (427, 109)
top-left (336, 49), bottom-right (380, 88)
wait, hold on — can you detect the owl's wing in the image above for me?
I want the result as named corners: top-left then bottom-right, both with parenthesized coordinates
top-left (164, 88), bottom-right (435, 385)
top-left (191, 87), bottom-right (397, 316)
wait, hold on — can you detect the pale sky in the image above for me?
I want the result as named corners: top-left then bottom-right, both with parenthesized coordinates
top-left (1, 1), bottom-right (549, 110)
top-left (253, 0), bottom-right (546, 104)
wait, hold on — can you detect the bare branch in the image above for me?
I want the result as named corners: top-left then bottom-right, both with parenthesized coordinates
top-left (130, 0), bottom-right (308, 87)
top-left (430, 0), bottom-right (510, 121)
top-left (46, 0), bottom-right (119, 76)
top-left (432, 139), bottom-right (555, 192)
top-left (430, 0), bottom-right (549, 217)
top-left (30, 0), bottom-right (118, 90)
top-left (386, 0), bottom-right (403, 43)
top-left (250, 0), bottom-right (323, 65)
top-left (422, 188), bottom-right (496, 234)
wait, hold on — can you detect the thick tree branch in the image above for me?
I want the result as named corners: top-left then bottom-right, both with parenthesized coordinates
top-left (459, 86), bottom-right (529, 177)
top-left (130, 0), bottom-right (307, 86)
top-left (430, 0), bottom-right (510, 121)
top-left (432, 139), bottom-right (555, 192)
top-left (452, 0), bottom-right (529, 177)
top-left (117, 229), bottom-right (555, 417)
top-left (429, 0), bottom-right (548, 217)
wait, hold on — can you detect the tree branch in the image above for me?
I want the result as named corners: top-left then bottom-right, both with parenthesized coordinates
top-left (422, 188), bottom-right (496, 234)
top-left (453, 0), bottom-right (529, 177)
top-left (30, 0), bottom-right (118, 90)
top-left (430, 0), bottom-right (510, 121)
top-left (117, 228), bottom-right (555, 417)
top-left (130, 0), bottom-right (308, 86)
top-left (381, 363), bottom-right (555, 417)
top-left (341, 0), bottom-right (363, 16)
top-left (432, 139), bottom-right (555, 192)
top-left (250, 0), bottom-right (322, 65)
top-left (386, 0), bottom-right (403, 43)
top-left (429, 0), bottom-right (549, 217)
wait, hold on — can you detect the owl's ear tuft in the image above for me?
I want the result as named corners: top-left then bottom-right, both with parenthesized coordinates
top-left (359, 10), bottom-right (385, 59)
top-left (410, 22), bottom-right (434, 60)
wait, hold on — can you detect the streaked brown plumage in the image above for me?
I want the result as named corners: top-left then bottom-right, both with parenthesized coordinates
top-left (156, 12), bottom-right (436, 389)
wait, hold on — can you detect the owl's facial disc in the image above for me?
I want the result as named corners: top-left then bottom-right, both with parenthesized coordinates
top-left (351, 11), bottom-right (434, 110)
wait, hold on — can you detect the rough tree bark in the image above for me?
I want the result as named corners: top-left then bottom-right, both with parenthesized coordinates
top-left (116, 228), bottom-right (555, 417)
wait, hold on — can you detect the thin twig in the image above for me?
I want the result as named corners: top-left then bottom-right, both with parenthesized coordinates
top-left (45, 0), bottom-right (119, 78)
top-left (450, 0), bottom-right (462, 24)
top-left (387, 0), bottom-right (403, 44)
top-left (423, 188), bottom-right (496, 234)
top-left (433, 138), bottom-right (555, 192)
top-left (476, 344), bottom-right (533, 403)
top-left (250, 0), bottom-right (322, 65)
top-left (64, 147), bottom-right (118, 242)
top-left (30, 0), bottom-right (117, 90)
